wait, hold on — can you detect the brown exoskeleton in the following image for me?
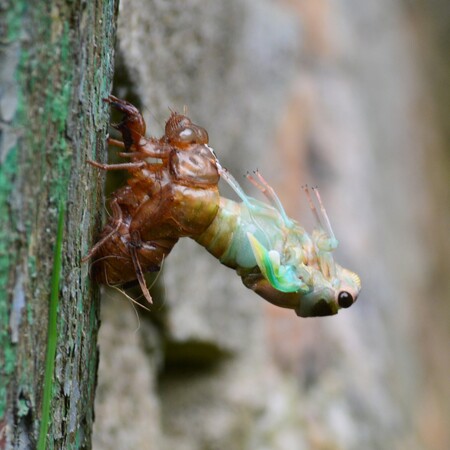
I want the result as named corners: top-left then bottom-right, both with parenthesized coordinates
top-left (85, 96), bottom-right (220, 303)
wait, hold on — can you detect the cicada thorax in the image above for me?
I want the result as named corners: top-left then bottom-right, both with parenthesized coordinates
top-left (126, 110), bottom-right (220, 241)
top-left (129, 144), bottom-right (220, 241)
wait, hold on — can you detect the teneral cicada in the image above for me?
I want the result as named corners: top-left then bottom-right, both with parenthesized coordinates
top-left (85, 96), bottom-right (361, 317)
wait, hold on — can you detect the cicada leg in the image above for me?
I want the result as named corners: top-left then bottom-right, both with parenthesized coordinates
top-left (107, 137), bottom-right (127, 150)
top-left (87, 159), bottom-right (146, 171)
top-left (104, 95), bottom-right (147, 150)
top-left (216, 164), bottom-right (260, 212)
top-left (219, 166), bottom-right (293, 228)
top-left (246, 170), bottom-right (294, 228)
top-left (128, 240), bottom-right (153, 305)
top-left (82, 198), bottom-right (123, 262)
top-left (302, 185), bottom-right (339, 279)
top-left (302, 185), bottom-right (338, 252)
top-left (105, 95), bottom-right (172, 159)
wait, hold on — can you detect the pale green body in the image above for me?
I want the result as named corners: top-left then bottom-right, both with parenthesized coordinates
top-left (196, 197), bottom-right (308, 269)
top-left (195, 171), bottom-right (361, 317)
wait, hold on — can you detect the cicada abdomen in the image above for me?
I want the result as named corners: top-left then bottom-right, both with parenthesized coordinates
top-left (89, 188), bottom-right (179, 286)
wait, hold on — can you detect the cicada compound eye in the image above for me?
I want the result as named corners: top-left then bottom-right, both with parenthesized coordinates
top-left (337, 291), bottom-right (354, 308)
top-left (165, 113), bottom-right (209, 146)
top-left (176, 125), bottom-right (209, 145)
top-left (178, 127), bottom-right (195, 142)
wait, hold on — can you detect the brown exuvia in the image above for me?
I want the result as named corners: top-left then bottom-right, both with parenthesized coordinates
top-left (85, 96), bottom-right (220, 303)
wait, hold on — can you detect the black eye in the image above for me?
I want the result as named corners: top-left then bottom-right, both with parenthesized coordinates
top-left (338, 291), bottom-right (353, 308)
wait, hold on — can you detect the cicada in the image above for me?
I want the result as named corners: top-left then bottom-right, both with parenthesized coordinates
top-left (85, 96), bottom-right (361, 317)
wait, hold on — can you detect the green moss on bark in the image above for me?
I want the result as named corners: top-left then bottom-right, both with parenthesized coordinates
top-left (0, 0), bottom-right (119, 447)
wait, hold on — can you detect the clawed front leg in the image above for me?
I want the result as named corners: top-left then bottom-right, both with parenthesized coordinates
top-left (104, 95), bottom-right (147, 149)
top-left (104, 96), bottom-right (173, 159)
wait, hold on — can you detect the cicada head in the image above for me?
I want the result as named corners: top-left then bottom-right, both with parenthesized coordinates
top-left (295, 264), bottom-right (361, 317)
top-left (165, 113), bottom-right (209, 148)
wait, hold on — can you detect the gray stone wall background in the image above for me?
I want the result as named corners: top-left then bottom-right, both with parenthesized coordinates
top-left (93, 1), bottom-right (450, 449)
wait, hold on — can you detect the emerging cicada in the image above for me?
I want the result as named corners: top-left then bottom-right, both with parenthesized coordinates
top-left (85, 96), bottom-right (361, 317)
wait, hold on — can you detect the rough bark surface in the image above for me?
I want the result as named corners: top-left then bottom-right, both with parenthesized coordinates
top-left (0, 1), bottom-right (118, 448)
top-left (92, 1), bottom-right (450, 450)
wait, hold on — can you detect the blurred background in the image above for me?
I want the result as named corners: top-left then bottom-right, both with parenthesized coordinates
top-left (92, 1), bottom-right (450, 449)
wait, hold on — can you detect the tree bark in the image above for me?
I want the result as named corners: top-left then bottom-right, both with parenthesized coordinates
top-left (0, 1), bottom-right (119, 448)
top-left (92, 1), bottom-right (450, 450)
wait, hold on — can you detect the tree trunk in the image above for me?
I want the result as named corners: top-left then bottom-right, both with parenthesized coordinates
top-left (0, 1), bottom-right (118, 448)
top-left (92, 1), bottom-right (450, 450)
